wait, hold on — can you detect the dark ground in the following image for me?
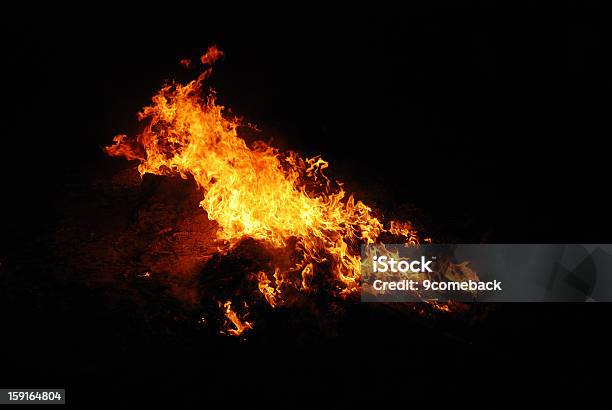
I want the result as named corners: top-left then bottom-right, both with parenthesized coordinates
top-left (2, 3), bottom-right (611, 407)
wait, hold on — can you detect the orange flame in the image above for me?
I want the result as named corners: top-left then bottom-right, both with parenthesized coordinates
top-left (222, 301), bottom-right (253, 336)
top-left (106, 46), bottom-right (426, 333)
top-left (256, 270), bottom-right (279, 308)
top-left (200, 45), bottom-right (223, 65)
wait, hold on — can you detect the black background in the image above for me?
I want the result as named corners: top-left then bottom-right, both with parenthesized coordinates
top-left (2, 2), bottom-right (611, 407)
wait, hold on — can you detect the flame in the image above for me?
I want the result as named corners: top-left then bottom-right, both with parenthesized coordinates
top-left (300, 263), bottom-right (314, 290)
top-left (200, 45), bottom-right (223, 65)
top-left (106, 46), bottom-right (430, 333)
top-left (222, 301), bottom-right (253, 336)
top-left (256, 270), bottom-right (279, 308)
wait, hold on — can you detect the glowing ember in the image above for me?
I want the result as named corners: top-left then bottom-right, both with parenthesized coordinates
top-left (106, 45), bottom-right (426, 335)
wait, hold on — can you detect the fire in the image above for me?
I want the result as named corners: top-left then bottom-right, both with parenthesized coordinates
top-left (256, 270), bottom-right (279, 308)
top-left (200, 45), bottom-right (223, 65)
top-left (106, 46), bottom-right (427, 334)
top-left (222, 301), bottom-right (253, 336)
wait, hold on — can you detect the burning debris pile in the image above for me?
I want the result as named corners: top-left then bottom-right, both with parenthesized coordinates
top-left (106, 46), bottom-right (466, 336)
